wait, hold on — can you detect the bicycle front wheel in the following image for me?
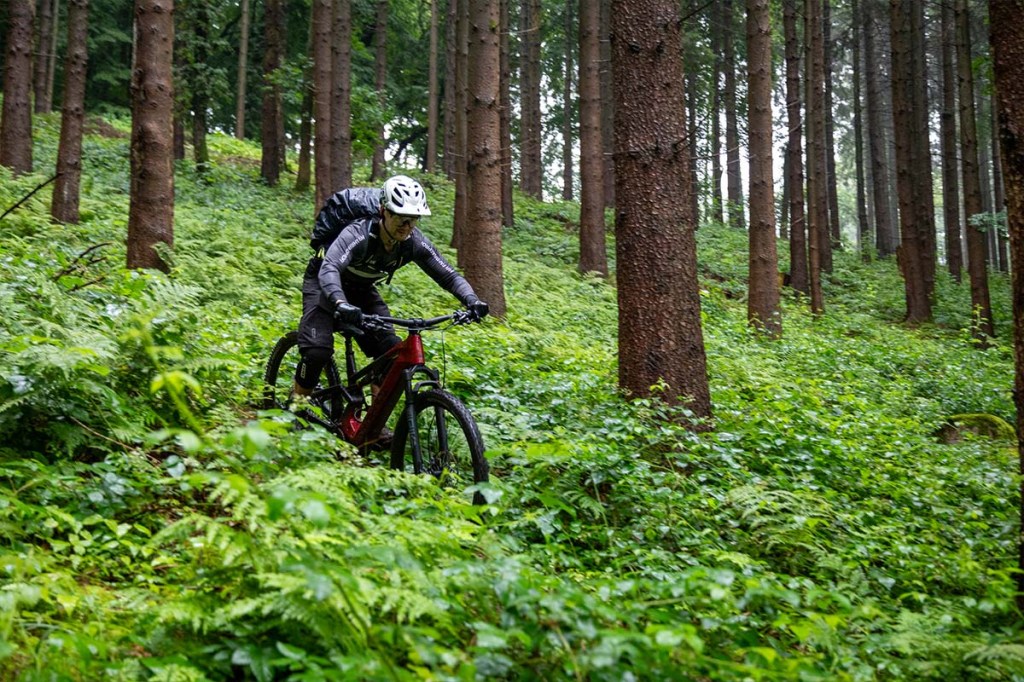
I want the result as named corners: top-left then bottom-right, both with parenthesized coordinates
top-left (390, 389), bottom-right (489, 504)
top-left (263, 332), bottom-right (343, 422)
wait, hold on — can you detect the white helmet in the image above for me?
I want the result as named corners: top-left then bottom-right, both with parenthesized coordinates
top-left (381, 175), bottom-right (432, 216)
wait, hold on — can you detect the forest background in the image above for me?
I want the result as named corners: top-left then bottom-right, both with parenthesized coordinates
top-left (3, 0), bottom-right (1024, 679)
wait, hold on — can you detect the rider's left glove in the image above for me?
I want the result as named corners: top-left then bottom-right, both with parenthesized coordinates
top-left (334, 301), bottom-right (364, 328)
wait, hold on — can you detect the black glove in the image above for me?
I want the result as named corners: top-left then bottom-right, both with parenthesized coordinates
top-left (334, 301), bottom-right (364, 329)
top-left (467, 299), bottom-right (489, 321)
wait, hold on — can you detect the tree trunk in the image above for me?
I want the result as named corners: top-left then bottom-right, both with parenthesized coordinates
top-left (426, 0), bottom-right (438, 172)
top-left (312, 0), bottom-right (332, 207)
top-left (611, 0), bottom-right (711, 419)
top-left (940, 0), bottom-right (962, 281)
top-left (852, 0), bottom-right (869, 255)
top-left (1, 0), bottom-right (35, 174)
top-left (33, 0), bottom-right (53, 113)
top-left (685, 1), bottom-right (699, 229)
top-left (46, 0), bottom-right (60, 109)
top-left (910, 0), bottom-right (935, 298)
top-left (561, 0), bottom-right (572, 201)
top-left (823, 0), bottom-right (839, 267)
top-left (331, 0), bottom-right (352, 189)
top-left (518, 0), bottom-right (542, 198)
top-left (464, 0), bottom-right (506, 317)
top-left (499, 0), bottom-right (513, 226)
top-left (891, 0), bottom-right (931, 323)
top-left (127, 0), bottom-right (174, 272)
top-left (295, 16), bottom-right (313, 193)
top-left (805, 0), bottom-right (825, 314)
top-left (956, 0), bottom-right (994, 338)
top-left (50, 0), bottom-right (88, 224)
top-left (190, 2), bottom-right (210, 173)
top-left (235, 0), bottom-right (249, 139)
top-left (993, 97), bottom-right (1010, 273)
top-left (784, 0), bottom-right (807, 295)
top-left (260, 0), bottom-right (284, 185)
top-left (578, 0), bottom-right (606, 276)
top-left (746, 0), bottom-right (780, 337)
top-left (865, 0), bottom-right (896, 257)
top-left (723, 0), bottom-right (744, 229)
top-left (599, 0), bottom-right (614, 207)
top-left (709, 0), bottom-right (724, 225)
top-left (443, 0), bottom-right (456, 178)
top-left (452, 0), bottom-right (468, 255)
top-left (989, 0), bottom-right (1024, 612)
top-left (370, 0), bottom-right (388, 181)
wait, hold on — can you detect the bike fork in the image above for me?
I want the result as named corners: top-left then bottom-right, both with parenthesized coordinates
top-left (402, 370), bottom-right (425, 473)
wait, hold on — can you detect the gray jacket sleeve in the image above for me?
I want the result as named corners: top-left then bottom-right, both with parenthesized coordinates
top-left (410, 231), bottom-right (479, 306)
top-left (318, 223), bottom-right (367, 306)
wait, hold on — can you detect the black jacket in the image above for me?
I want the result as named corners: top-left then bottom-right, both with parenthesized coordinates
top-left (313, 190), bottom-right (477, 310)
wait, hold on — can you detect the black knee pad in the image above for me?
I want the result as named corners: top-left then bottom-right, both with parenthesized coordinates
top-left (295, 346), bottom-right (333, 389)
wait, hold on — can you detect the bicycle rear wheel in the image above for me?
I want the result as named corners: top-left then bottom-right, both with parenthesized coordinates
top-left (263, 332), bottom-right (343, 423)
top-left (390, 389), bottom-right (489, 504)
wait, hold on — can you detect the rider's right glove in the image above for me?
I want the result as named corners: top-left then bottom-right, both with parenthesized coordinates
top-left (334, 301), bottom-right (364, 328)
top-left (467, 298), bottom-right (489, 321)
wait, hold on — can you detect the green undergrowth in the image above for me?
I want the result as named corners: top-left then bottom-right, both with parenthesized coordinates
top-left (1, 115), bottom-right (1021, 680)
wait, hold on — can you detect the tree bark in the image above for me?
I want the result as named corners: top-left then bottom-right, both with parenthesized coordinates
top-left (1, 0), bottom-right (35, 174)
top-left (611, 0), bottom-right (711, 419)
top-left (599, 0), bottom-right (614, 208)
top-left (34, 0), bottom-right (54, 113)
top-left (940, 0), bottom-right (962, 280)
top-left (499, 0), bottom-right (513, 226)
top-left (578, 0), bottom-right (606, 276)
top-left (518, 0), bottom-right (542, 198)
top-left (452, 0), bottom-right (468, 256)
top-left (561, 0), bottom-right (573, 201)
top-left (370, 0), bottom-right (388, 181)
top-left (127, 0), bottom-right (174, 272)
top-left (260, 0), bottom-right (284, 185)
top-left (805, 0), bottom-right (825, 314)
top-left (464, 0), bottom-right (506, 317)
top-left (865, 0), bottom-right (896, 257)
top-left (443, 0), bottom-right (456, 178)
top-left (235, 0), bottom-right (249, 139)
top-left (823, 0), bottom-right (839, 267)
top-left (709, 0), bottom-right (724, 225)
top-left (746, 0), bottom-right (780, 337)
top-left (426, 0), bottom-right (439, 172)
top-left (189, 2), bottom-right (210, 173)
top-left (331, 0), bottom-right (352, 189)
top-left (312, 0), bottom-right (332, 207)
top-left (295, 16), bottom-right (313, 193)
top-left (723, 0), bottom-right (744, 229)
top-left (989, 0), bottom-right (1024, 612)
top-left (956, 0), bottom-right (993, 338)
top-left (911, 0), bottom-right (935, 297)
top-left (51, 0), bottom-right (88, 224)
top-left (784, 0), bottom-right (808, 294)
top-left (852, 0), bottom-right (869, 255)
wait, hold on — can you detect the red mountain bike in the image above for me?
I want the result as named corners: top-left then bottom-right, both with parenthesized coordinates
top-left (262, 310), bottom-right (489, 503)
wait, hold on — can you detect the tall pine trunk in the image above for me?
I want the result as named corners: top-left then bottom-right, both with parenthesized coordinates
top-left (805, 0), bottom-right (825, 314)
top-left (940, 0), bottom-right (962, 280)
top-left (822, 0), bottom-right (839, 267)
top-left (452, 0), bottom-right (468, 256)
top-left (989, 0), bottom-right (1024, 611)
top-left (578, 0), bottom-right (606, 276)
top-left (852, 0), bottom-right (869, 254)
top-left (464, 0), bottom-right (506, 316)
top-left (561, 0), bottom-right (573, 201)
top-left (784, 0), bottom-right (808, 294)
top-left (311, 0), bottom-right (332, 207)
top-left (518, 0), bottom-right (542, 198)
top-left (611, 0), bottom-right (711, 419)
top-left (499, 0), bottom-right (513, 226)
top-left (746, 0), bottom-right (780, 337)
top-left (910, 0), bottom-right (935, 298)
top-left (260, 0), bottom-right (284, 185)
top-left (33, 0), bottom-right (54, 113)
top-left (370, 0), bottom-right (388, 181)
top-left (1, 0), bottom-right (35, 174)
top-left (127, 0), bottom-right (174, 272)
top-left (956, 0), bottom-right (993, 338)
top-left (426, 0), bottom-right (438, 172)
top-left (709, 0), bottom-right (724, 225)
top-left (864, 0), bottom-right (895, 257)
top-left (331, 0), bottom-right (352, 188)
top-left (235, 0), bottom-right (249, 139)
top-left (51, 0), bottom-right (88, 224)
top-left (723, 0), bottom-right (744, 229)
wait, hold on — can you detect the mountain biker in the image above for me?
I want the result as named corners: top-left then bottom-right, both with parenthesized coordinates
top-left (292, 174), bottom-right (489, 405)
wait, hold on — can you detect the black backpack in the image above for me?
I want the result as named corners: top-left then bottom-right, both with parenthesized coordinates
top-left (309, 187), bottom-right (381, 251)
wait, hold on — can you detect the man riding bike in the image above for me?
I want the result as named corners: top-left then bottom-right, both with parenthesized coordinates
top-left (291, 175), bottom-right (489, 420)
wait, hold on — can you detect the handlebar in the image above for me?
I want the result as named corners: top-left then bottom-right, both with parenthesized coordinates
top-left (361, 309), bottom-right (479, 332)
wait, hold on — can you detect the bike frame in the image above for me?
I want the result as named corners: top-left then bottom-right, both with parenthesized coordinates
top-left (337, 325), bottom-right (444, 470)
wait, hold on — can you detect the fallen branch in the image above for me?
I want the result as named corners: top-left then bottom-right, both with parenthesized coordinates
top-left (0, 173), bottom-right (60, 221)
top-left (52, 242), bottom-right (112, 291)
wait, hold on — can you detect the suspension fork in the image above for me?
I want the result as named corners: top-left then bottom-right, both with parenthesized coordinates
top-left (400, 365), bottom-right (445, 474)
